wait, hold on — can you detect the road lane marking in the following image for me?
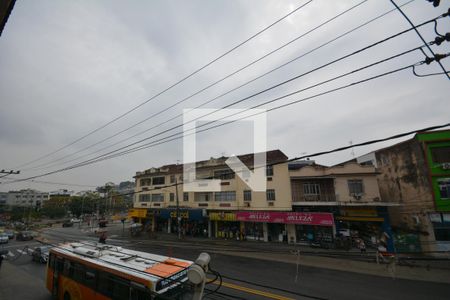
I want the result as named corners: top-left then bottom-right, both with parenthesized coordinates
top-left (212, 280), bottom-right (295, 300)
top-left (7, 251), bottom-right (14, 257)
top-left (17, 249), bottom-right (27, 255)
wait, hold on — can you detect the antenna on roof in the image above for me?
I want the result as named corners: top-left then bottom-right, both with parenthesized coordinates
top-left (349, 140), bottom-right (356, 158)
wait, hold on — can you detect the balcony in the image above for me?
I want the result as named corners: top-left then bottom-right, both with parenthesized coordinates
top-left (293, 194), bottom-right (337, 202)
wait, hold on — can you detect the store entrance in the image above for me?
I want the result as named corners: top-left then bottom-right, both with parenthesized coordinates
top-left (268, 223), bottom-right (286, 242)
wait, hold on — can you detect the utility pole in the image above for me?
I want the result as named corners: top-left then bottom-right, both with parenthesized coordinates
top-left (175, 177), bottom-right (181, 239)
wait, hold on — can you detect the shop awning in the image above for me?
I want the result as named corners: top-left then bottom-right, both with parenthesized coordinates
top-left (336, 216), bottom-right (384, 222)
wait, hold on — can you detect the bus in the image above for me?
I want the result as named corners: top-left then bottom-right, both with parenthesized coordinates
top-left (46, 241), bottom-right (193, 299)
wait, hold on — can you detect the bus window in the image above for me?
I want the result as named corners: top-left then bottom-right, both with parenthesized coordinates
top-left (72, 263), bottom-right (85, 282)
top-left (63, 260), bottom-right (73, 277)
top-left (98, 272), bottom-right (130, 300)
top-left (55, 257), bottom-right (64, 273)
top-left (84, 269), bottom-right (97, 290)
top-left (48, 253), bottom-right (55, 269)
top-left (112, 276), bottom-right (130, 300)
top-left (131, 282), bottom-right (150, 300)
top-left (98, 271), bottom-right (113, 297)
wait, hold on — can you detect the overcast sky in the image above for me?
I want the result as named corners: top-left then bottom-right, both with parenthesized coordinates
top-left (0, 0), bottom-right (449, 192)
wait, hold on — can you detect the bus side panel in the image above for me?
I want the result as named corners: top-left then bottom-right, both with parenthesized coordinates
top-left (59, 276), bottom-right (109, 300)
top-left (46, 267), bottom-right (54, 293)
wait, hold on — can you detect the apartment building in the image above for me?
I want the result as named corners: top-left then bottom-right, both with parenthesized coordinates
top-left (289, 160), bottom-right (396, 251)
top-left (2, 189), bottom-right (49, 208)
top-left (357, 130), bottom-right (450, 253)
top-left (131, 150), bottom-right (306, 242)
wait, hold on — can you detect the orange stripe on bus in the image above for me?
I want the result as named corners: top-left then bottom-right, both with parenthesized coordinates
top-left (145, 263), bottom-right (184, 277)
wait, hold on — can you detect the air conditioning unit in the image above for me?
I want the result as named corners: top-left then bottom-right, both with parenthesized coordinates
top-left (351, 193), bottom-right (362, 201)
top-left (244, 202), bottom-right (250, 207)
top-left (268, 202), bottom-right (274, 207)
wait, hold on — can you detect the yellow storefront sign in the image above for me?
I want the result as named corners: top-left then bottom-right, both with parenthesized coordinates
top-left (209, 212), bottom-right (237, 221)
top-left (128, 208), bottom-right (147, 218)
top-left (170, 211), bottom-right (189, 219)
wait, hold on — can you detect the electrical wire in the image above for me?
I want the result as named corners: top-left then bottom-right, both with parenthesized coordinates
top-left (15, 15), bottom-right (445, 178)
top-left (46, 54), bottom-right (431, 172)
top-left (23, 0), bottom-right (369, 171)
top-left (390, 0), bottom-right (450, 80)
top-left (14, 1), bottom-right (314, 170)
top-left (5, 58), bottom-right (442, 184)
top-left (33, 0), bottom-right (417, 173)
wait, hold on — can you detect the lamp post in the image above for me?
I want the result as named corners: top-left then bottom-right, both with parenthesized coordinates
top-left (175, 177), bottom-right (181, 240)
top-left (79, 196), bottom-right (85, 229)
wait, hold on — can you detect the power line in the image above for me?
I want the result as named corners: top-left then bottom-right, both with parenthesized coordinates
top-left (390, 0), bottom-right (450, 79)
top-left (13, 1), bottom-right (314, 170)
top-left (23, 0), bottom-right (369, 171)
top-left (7, 52), bottom-right (444, 184)
top-left (21, 12), bottom-right (441, 174)
top-left (64, 59), bottom-right (423, 168)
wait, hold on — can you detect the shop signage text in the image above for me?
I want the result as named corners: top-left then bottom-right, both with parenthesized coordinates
top-left (236, 212), bottom-right (334, 226)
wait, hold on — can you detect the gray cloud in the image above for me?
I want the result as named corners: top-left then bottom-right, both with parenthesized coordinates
top-left (0, 0), bottom-right (449, 192)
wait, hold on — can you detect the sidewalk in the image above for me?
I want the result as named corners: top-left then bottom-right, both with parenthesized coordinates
top-left (0, 262), bottom-right (49, 300)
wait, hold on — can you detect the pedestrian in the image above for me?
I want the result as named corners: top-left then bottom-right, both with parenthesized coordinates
top-left (358, 239), bottom-right (366, 254)
top-left (99, 232), bottom-right (107, 244)
top-left (0, 252), bottom-right (4, 269)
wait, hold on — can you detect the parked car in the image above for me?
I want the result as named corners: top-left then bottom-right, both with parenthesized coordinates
top-left (4, 230), bottom-right (15, 239)
top-left (16, 231), bottom-right (33, 241)
top-left (70, 218), bottom-right (81, 223)
top-left (62, 220), bottom-right (73, 227)
top-left (0, 233), bottom-right (9, 244)
top-left (32, 245), bottom-right (51, 263)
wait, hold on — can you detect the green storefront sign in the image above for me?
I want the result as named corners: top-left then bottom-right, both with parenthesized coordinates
top-left (417, 131), bottom-right (450, 211)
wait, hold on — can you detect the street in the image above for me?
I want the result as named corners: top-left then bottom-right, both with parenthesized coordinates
top-left (1, 223), bottom-right (449, 300)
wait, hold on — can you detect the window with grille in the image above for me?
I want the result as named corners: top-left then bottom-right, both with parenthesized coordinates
top-left (266, 189), bottom-right (276, 201)
top-left (243, 190), bottom-right (252, 201)
top-left (348, 180), bottom-right (364, 195)
top-left (214, 191), bottom-right (236, 201)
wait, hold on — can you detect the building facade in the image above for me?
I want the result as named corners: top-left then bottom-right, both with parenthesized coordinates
top-left (289, 160), bottom-right (396, 251)
top-left (358, 130), bottom-right (450, 253)
top-left (131, 150), bottom-right (310, 242)
top-left (2, 189), bottom-right (49, 208)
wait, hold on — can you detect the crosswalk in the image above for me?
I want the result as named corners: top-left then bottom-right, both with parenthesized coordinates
top-left (6, 247), bottom-right (34, 258)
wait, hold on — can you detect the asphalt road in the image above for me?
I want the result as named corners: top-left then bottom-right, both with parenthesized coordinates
top-left (2, 224), bottom-right (449, 300)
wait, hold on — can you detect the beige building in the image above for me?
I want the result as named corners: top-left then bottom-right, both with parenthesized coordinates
top-left (288, 160), bottom-right (397, 251)
top-left (132, 150), bottom-right (295, 242)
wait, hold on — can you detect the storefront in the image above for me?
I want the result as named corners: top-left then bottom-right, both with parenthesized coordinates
top-left (236, 211), bottom-right (334, 243)
top-left (157, 208), bottom-right (207, 237)
top-left (336, 207), bottom-right (394, 252)
top-left (209, 211), bottom-right (241, 239)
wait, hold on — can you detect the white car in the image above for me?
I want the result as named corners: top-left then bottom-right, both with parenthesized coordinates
top-left (0, 233), bottom-right (9, 244)
top-left (70, 218), bottom-right (81, 223)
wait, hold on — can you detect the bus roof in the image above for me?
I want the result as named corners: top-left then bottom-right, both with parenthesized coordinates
top-left (50, 241), bottom-right (193, 291)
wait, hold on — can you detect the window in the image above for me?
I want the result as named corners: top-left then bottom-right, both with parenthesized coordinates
top-left (84, 269), bottom-right (97, 290)
top-left (140, 179), bottom-right (151, 186)
top-left (266, 189), bottom-right (276, 201)
top-left (348, 180), bottom-right (364, 195)
top-left (431, 146), bottom-right (450, 164)
top-left (151, 193), bottom-right (164, 202)
top-left (431, 213), bottom-right (450, 241)
top-left (152, 176), bottom-right (165, 185)
top-left (438, 178), bottom-right (450, 199)
top-left (303, 183), bottom-right (320, 196)
top-left (170, 193), bottom-right (175, 202)
top-left (243, 190), bottom-right (252, 201)
top-left (170, 175), bottom-right (176, 183)
top-left (214, 169), bottom-right (235, 180)
top-left (183, 192), bottom-right (189, 202)
top-left (266, 165), bottom-right (274, 177)
top-left (214, 191), bottom-right (236, 201)
top-left (194, 192), bottom-right (212, 202)
top-left (138, 194), bottom-right (151, 202)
